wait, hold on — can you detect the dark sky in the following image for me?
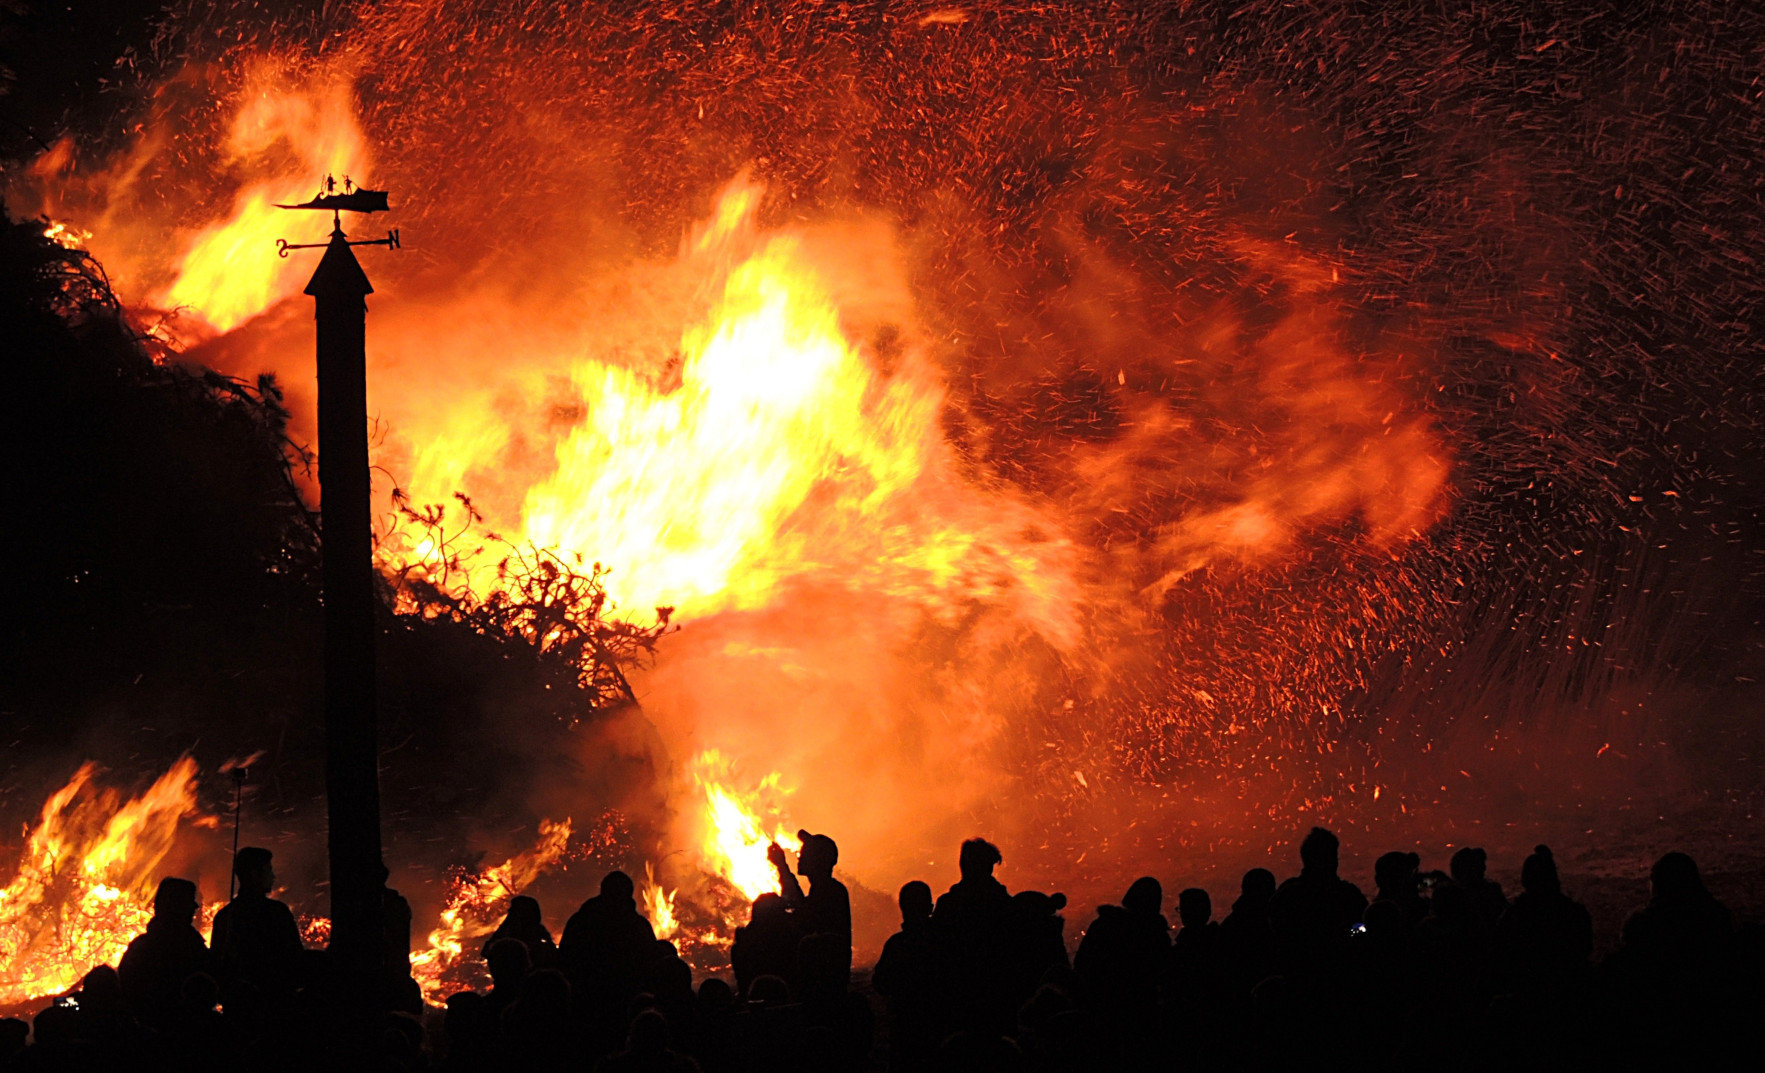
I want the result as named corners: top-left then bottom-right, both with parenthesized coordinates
top-left (0, 1), bottom-right (172, 159)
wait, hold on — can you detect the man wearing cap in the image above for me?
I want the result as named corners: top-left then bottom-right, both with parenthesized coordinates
top-left (768, 829), bottom-right (852, 986)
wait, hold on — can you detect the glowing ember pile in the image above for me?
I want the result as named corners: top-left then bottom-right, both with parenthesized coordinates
top-left (408, 818), bottom-right (573, 1002)
top-left (0, 759), bottom-right (209, 1008)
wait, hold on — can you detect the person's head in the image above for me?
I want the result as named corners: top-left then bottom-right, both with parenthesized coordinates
top-left (959, 838), bottom-right (1003, 881)
top-left (747, 974), bottom-right (791, 1006)
top-left (152, 876), bottom-right (199, 924)
top-left (1449, 846), bottom-right (1488, 887)
top-left (519, 969), bottom-right (571, 1017)
top-left (234, 847), bottom-right (274, 895)
top-left (1012, 890), bottom-right (1065, 924)
top-left (697, 976), bottom-right (734, 1010)
top-left (30, 1004), bottom-right (77, 1048)
top-left (1299, 827), bottom-right (1340, 874)
top-left (78, 965), bottom-right (124, 1011)
top-left (503, 894), bottom-right (542, 931)
top-left (1375, 852), bottom-right (1421, 897)
top-left (1361, 899), bottom-right (1402, 939)
top-left (749, 891), bottom-right (786, 926)
top-left (1178, 888), bottom-right (1212, 929)
top-left (796, 831), bottom-right (838, 879)
top-left (899, 880), bottom-right (933, 925)
top-left (1520, 845), bottom-right (1560, 896)
top-left (1650, 852), bottom-right (1706, 902)
top-left (1122, 876), bottom-right (1162, 917)
top-left (627, 1008), bottom-right (668, 1055)
top-left (1429, 881), bottom-right (1470, 922)
top-left (1240, 868), bottom-right (1277, 901)
top-left (601, 870), bottom-right (635, 902)
top-left (484, 937), bottom-right (531, 987)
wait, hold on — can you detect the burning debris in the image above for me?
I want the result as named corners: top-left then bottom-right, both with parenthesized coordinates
top-left (0, 760), bottom-right (208, 1010)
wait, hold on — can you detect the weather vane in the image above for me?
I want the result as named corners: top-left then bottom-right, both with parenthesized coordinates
top-left (275, 173), bottom-right (400, 257)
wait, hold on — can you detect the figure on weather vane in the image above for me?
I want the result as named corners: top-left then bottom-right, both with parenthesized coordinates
top-left (276, 173), bottom-right (399, 255)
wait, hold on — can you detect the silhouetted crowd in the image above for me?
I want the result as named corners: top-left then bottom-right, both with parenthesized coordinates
top-left (4, 827), bottom-right (1759, 1072)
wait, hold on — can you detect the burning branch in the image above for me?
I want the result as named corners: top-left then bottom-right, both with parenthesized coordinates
top-left (385, 493), bottom-right (676, 711)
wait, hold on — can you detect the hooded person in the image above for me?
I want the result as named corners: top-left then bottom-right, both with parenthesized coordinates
top-left (1074, 876), bottom-right (1170, 1011)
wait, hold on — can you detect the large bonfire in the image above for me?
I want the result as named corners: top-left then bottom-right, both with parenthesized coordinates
top-left (8, 0), bottom-right (1754, 1014)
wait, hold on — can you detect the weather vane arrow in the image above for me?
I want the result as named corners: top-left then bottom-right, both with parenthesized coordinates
top-left (275, 173), bottom-right (400, 257)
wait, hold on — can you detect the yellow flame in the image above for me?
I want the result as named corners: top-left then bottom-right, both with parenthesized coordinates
top-left (641, 865), bottom-right (679, 942)
top-left (153, 69), bottom-right (367, 335)
top-left (691, 750), bottom-right (799, 902)
top-left (408, 817), bottom-right (571, 1003)
top-left (0, 759), bottom-right (202, 1007)
top-left (390, 179), bottom-right (1080, 647)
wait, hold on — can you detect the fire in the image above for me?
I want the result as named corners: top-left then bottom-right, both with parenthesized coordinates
top-left (150, 68), bottom-right (366, 338)
top-left (408, 817), bottom-right (572, 1003)
top-left (641, 865), bottom-right (679, 942)
top-left (691, 750), bottom-right (800, 902)
top-left (0, 759), bottom-right (203, 1008)
top-left (393, 180), bottom-right (1082, 643)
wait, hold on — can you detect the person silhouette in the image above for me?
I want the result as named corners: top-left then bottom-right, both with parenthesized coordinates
top-left (932, 838), bottom-right (1011, 940)
top-left (731, 892), bottom-right (802, 998)
top-left (485, 894), bottom-right (560, 969)
top-left (1449, 847), bottom-right (1507, 929)
top-left (597, 1007), bottom-right (701, 1073)
top-left (932, 838), bottom-right (1013, 1031)
top-left (118, 876), bottom-right (211, 1025)
top-left (1492, 844), bottom-right (1592, 992)
top-left (874, 880), bottom-right (948, 1072)
top-left (482, 936), bottom-right (532, 1021)
top-left (561, 871), bottom-right (660, 1006)
top-left (1370, 851), bottom-right (1426, 938)
top-left (1075, 876), bottom-right (1170, 1011)
top-left (1171, 887), bottom-right (1221, 968)
top-left (769, 830), bottom-right (851, 987)
top-left (1620, 851), bottom-right (1734, 976)
top-left (1003, 890), bottom-right (1070, 1008)
top-left (209, 846), bottom-right (305, 1006)
top-left (1268, 827), bottom-right (1367, 970)
top-left (1220, 868), bottom-right (1278, 992)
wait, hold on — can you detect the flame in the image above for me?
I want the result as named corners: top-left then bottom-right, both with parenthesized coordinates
top-left (0, 759), bottom-right (203, 1007)
top-left (42, 220), bottom-right (92, 250)
top-left (151, 68), bottom-right (367, 336)
top-left (408, 817), bottom-right (572, 1003)
top-left (641, 865), bottom-right (678, 942)
top-left (690, 750), bottom-right (800, 902)
top-left (394, 180), bottom-right (1082, 642)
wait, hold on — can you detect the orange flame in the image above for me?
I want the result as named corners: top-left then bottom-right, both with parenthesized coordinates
top-left (408, 817), bottom-right (572, 1003)
top-left (0, 759), bottom-right (203, 1007)
top-left (641, 865), bottom-right (678, 942)
top-left (392, 180), bottom-right (1083, 643)
top-left (689, 749), bottom-right (800, 902)
top-left (151, 68), bottom-right (367, 337)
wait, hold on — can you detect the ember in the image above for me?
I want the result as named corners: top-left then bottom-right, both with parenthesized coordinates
top-left (3, 0), bottom-right (1760, 1029)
